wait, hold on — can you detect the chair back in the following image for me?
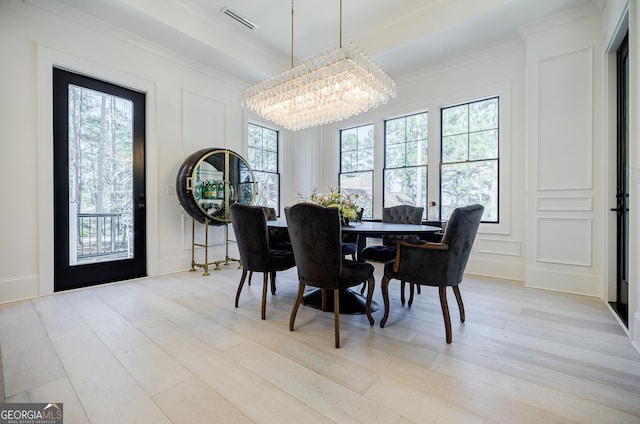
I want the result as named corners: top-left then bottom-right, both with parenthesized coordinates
top-left (260, 206), bottom-right (277, 221)
top-left (285, 203), bottom-right (342, 288)
top-left (382, 205), bottom-right (424, 245)
top-left (440, 204), bottom-right (484, 279)
top-left (396, 204), bottom-right (483, 286)
top-left (229, 203), bottom-right (271, 271)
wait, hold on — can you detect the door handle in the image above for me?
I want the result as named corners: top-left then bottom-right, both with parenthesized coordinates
top-left (610, 207), bottom-right (629, 212)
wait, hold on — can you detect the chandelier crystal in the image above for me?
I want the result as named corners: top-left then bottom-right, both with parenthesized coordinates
top-left (241, 4), bottom-right (396, 131)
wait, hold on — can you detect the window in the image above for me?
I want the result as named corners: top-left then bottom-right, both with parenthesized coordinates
top-left (247, 123), bottom-right (280, 211)
top-left (339, 124), bottom-right (374, 218)
top-left (383, 112), bottom-right (428, 218)
top-left (441, 97), bottom-right (498, 222)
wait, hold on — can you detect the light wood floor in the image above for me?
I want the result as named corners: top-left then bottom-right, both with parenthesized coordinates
top-left (1, 263), bottom-right (639, 423)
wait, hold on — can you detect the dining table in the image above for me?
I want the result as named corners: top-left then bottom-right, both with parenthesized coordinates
top-left (267, 219), bottom-right (442, 314)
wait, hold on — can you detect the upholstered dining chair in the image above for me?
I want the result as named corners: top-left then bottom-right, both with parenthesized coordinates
top-left (341, 207), bottom-right (363, 261)
top-left (360, 205), bottom-right (424, 305)
top-left (285, 203), bottom-right (375, 348)
top-left (245, 206), bottom-right (292, 293)
top-left (229, 203), bottom-right (296, 320)
top-left (379, 204), bottom-right (484, 343)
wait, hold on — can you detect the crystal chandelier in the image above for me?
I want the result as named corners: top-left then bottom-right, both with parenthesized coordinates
top-left (241, 1), bottom-right (396, 131)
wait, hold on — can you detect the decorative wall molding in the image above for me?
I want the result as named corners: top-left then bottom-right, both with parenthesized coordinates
top-left (537, 217), bottom-right (592, 266)
top-left (537, 196), bottom-right (593, 211)
top-left (537, 47), bottom-right (593, 191)
top-left (182, 89), bottom-right (227, 153)
top-left (476, 238), bottom-right (522, 257)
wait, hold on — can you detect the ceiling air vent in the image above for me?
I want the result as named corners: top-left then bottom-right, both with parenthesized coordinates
top-left (220, 6), bottom-right (257, 30)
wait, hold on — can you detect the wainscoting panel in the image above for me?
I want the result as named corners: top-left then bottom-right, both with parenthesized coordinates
top-left (476, 238), bottom-right (522, 257)
top-left (537, 217), bottom-right (592, 266)
top-left (182, 90), bottom-right (226, 152)
top-left (537, 48), bottom-right (593, 191)
top-left (537, 196), bottom-right (593, 211)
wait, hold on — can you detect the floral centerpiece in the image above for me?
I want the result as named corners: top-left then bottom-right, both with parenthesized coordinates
top-left (298, 187), bottom-right (360, 225)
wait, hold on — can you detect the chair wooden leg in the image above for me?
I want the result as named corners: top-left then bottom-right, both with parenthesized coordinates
top-left (235, 270), bottom-right (248, 308)
top-left (270, 271), bottom-right (277, 295)
top-left (334, 288), bottom-right (340, 348)
top-left (417, 285), bottom-right (421, 295)
top-left (365, 276), bottom-right (375, 326)
top-left (289, 282), bottom-right (305, 331)
top-left (408, 282), bottom-right (415, 307)
top-left (453, 285), bottom-right (465, 323)
top-left (400, 281), bottom-right (406, 306)
top-left (360, 282), bottom-right (366, 295)
top-left (248, 271), bottom-right (253, 286)
top-left (261, 272), bottom-right (269, 320)
top-left (439, 286), bottom-right (452, 343)
top-left (380, 275), bottom-right (391, 328)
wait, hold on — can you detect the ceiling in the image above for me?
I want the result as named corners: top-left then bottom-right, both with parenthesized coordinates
top-left (34, 0), bottom-right (603, 84)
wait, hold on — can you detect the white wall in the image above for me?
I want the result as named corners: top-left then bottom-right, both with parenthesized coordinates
top-left (524, 12), bottom-right (605, 296)
top-left (1, 0), bottom-right (637, 351)
top-left (282, 8), bottom-right (622, 300)
top-left (285, 41), bottom-right (527, 282)
top-left (0, 0), bottom-right (247, 301)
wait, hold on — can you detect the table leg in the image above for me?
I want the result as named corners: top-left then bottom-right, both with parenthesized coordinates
top-left (303, 288), bottom-right (379, 314)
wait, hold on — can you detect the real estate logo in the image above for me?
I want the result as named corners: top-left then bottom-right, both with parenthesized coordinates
top-left (0, 403), bottom-right (63, 424)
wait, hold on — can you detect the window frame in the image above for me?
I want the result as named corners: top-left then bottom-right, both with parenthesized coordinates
top-left (382, 111), bottom-right (429, 219)
top-left (247, 122), bottom-right (281, 214)
top-left (339, 123), bottom-right (375, 219)
top-left (439, 96), bottom-right (500, 223)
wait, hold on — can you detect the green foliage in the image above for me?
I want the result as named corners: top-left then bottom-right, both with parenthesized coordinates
top-left (68, 86), bottom-right (134, 216)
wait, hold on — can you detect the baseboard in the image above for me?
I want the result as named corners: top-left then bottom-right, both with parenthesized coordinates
top-left (466, 257), bottom-right (525, 282)
top-left (524, 267), bottom-right (603, 298)
top-left (0, 275), bottom-right (39, 304)
top-left (633, 312), bottom-right (640, 356)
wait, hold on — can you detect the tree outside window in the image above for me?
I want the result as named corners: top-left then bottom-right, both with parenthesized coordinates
top-left (441, 97), bottom-right (498, 222)
top-left (383, 112), bottom-right (428, 218)
top-left (248, 123), bottom-right (280, 212)
top-left (339, 124), bottom-right (374, 218)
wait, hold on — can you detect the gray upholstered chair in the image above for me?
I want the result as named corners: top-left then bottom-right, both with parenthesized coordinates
top-left (285, 203), bottom-right (375, 348)
top-left (379, 204), bottom-right (484, 343)
top-left (341, 207), bottom-right (363, 261)
top-left (361, 205), bottom-right (424, 304)
top-left (230, 203), bottom-right (296, 320)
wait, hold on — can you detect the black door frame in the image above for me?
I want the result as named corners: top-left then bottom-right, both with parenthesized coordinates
top-left (53, 67), bottom-right (146, 291)
top-left (611, 34), bottom-right (629, 326)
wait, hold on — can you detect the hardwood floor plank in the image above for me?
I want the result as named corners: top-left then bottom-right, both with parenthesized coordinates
top-left (0, 301), bottom-right (66, 397)
top-left (153, 376), bottom-right (252, 424)
top-left (190, 354), bottom-right (335, 423)
top-left (0, 268), bottom-right (638, 423)
top-left (364, 374), bottom-right (488, 424)
top-left (63, 289), bottom-right (193, 396)
top-left (7, 377), bottom-right (90, 424)
top-left (48, 326), bottom-right (171, 424)
top-left (432, 345), bottom-right (640, 422)
top-left (227, 340), bottom-right (402, 423)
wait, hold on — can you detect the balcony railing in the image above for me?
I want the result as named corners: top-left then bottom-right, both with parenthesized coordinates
top-left (75, 212), bottom-right (132, 261)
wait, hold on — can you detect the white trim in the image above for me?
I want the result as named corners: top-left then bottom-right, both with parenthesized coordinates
top-left (37, 44), bottom-right (158, 296)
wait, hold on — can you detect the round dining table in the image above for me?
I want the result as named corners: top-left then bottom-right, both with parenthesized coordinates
top-left (267, 219), bottom-right (442, 314)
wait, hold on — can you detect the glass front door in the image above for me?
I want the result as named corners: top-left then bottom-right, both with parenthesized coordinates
top-left (53, 68), bottom-right (146, 291)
